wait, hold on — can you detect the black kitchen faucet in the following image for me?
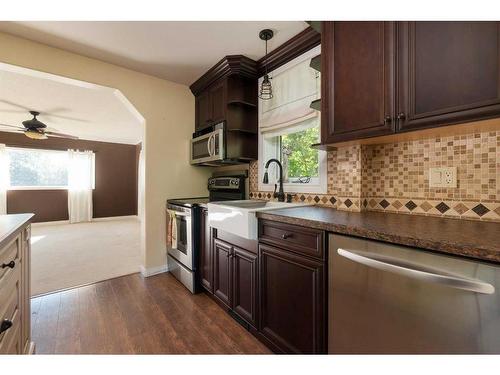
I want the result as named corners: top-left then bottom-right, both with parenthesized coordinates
top-left (262, 158), bottom-right (285, 202)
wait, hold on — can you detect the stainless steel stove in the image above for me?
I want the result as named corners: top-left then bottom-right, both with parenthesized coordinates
top-left (166, 175), bottom-right (246, 293)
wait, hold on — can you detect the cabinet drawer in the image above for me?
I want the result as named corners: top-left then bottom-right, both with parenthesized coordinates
top-left (0, 264), bottom-right (22, 354)
top-left (0, 235), bottom-right (21, 285)
top-left (258, 220), bottom-right (324, 260)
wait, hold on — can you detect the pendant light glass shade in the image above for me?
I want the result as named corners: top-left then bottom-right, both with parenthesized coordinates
top-left (259, 74), bottom-right (273, 100)
top-left (259, 29), bottom-right (274, 101)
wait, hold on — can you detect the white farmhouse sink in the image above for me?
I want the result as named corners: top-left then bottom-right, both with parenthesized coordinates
top-left (207, 200), bottom-right (312, 240)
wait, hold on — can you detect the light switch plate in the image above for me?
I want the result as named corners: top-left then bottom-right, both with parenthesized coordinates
top-left (429, 167), bottom-right (457, 188)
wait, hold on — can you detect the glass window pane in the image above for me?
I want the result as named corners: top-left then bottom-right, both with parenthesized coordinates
top-left (8, 148), bottom-right (69, 187)
top-left (281, 126), bottom-right (320, 182)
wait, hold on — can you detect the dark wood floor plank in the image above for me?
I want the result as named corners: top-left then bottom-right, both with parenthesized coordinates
top-left (54, 288), bottom-right (81, 354)
top-left (30, 272), bottom-right (270, 354)
top-left (124, 275), bottom-right (191, 354)
top-left (31, 292), bottom-right (61, 354)
top-left (109, 275), bottom-right (167, 354)
top-left (144, 276), bottom-right (220, 354)
top-left (94, 280), bottom-right (135, 354)
top-left (159, 274), bottom-right (269, 354)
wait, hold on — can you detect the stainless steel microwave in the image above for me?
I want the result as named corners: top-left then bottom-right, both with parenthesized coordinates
top-left (190, 127), bottom-right (224, 165)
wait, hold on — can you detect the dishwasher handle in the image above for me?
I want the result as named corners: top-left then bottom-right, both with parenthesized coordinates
top-left (337, 248), bottom-right (495, 295)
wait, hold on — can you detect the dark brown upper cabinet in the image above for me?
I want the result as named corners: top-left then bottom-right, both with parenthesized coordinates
top-left (321, 21), bottom-right (396, 143)
top-left (210, 81), bottom-right (226, 124)
top-left (190, 55), bottom-right (259, 133)
top-left (195, 91), bottom-right (211, 129)
top-left (320, 21), bottom-right (500, 144)
top-left (397, 21), bottom-right (500, 131)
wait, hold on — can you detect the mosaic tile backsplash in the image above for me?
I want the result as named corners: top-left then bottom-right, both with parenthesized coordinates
top-left (249, 129), bottom-right (500, 222)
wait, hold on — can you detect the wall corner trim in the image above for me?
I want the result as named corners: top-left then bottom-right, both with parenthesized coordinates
top-left (140, 264), bottom-right (169, 277)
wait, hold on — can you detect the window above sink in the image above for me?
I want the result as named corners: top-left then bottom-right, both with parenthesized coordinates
top-left (258, 45), bottom-right (327, 194)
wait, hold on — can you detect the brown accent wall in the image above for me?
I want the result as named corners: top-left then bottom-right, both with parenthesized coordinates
top-left (0, 131), bottom-right (139, 222)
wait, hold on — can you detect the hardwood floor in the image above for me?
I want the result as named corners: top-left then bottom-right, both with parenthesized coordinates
top-left (31, 273), bottom-right (271, 354)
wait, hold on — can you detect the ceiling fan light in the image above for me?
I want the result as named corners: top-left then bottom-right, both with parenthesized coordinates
top-left (25, 129), bottom-right (48, 140)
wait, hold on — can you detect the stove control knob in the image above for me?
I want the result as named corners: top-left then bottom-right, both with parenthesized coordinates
top-left (230, 179), bottom-right (239, 185)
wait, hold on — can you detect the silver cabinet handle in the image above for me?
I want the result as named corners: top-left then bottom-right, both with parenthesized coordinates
top-left (337, 248), bottom-right (495, 295)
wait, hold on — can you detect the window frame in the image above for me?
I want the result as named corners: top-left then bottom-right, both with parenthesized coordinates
top-left (5, 146), bottom-right (95, 191)
top-left (258, 45), bottom-right (327, 194)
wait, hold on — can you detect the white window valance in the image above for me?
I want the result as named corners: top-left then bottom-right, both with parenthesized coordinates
top-left (259, 54), bottom-right (320, 133)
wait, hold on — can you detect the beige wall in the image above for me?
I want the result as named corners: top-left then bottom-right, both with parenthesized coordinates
top-left (0, 31), bottom-right (212, 270)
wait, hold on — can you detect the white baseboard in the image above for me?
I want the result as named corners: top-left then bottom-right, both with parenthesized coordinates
top-left (32, 220), bottom-right (69, 227)
top-left (92, 215), bottom-right (140, 222)
top-left (32, 215), bottom-right (139, 227)
top-left (140, 264), bottom-right (169, 277)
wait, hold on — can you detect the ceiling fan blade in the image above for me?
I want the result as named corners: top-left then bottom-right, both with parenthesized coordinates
top-left (0, 122), bottom-right (24, 130)
top-left (45, 131), bottom-right (79, 140)
top-left (0, 99), bottom-right (32, 111)
top-left (43, 113), bottom-right (89, 122)
top-left (0, 109), bottom-right (27, 114)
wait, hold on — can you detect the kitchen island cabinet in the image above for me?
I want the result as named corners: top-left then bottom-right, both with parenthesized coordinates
top-left (0, 214), bottom-right (34, 354)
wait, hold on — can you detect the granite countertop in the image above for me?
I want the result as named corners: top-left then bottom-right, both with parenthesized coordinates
top-left (0, 214), bottom-right (34, 247)
top-left (257, 206), bottom-right (500, 264)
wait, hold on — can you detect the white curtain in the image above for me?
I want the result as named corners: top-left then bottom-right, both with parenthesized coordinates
top-left (259, 56), bottom-right (320, 134)
top-left (0, 144), bottom-right (8, 215)
top-left (67, 149), bottom-right (94, 223)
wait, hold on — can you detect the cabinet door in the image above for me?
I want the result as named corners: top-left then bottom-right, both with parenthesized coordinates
top-left (259, 244), bottom-right (326, 354)
top-left (21, 225), bottom-right (31, 353)
top-left (232, 246), bottom-right (258, 327)
top-left (195, 91), bottom-right (211, 130)
top-left (321, 21), bottom-right (396, 143)
top-left (199, 208), bottom-right (213, 293)
top-left (213, 239), bottom-right (232, 308)
top-left (210, 81), bottom-right (226, 124)
top-left (398, 22), bottom-right (500, 131)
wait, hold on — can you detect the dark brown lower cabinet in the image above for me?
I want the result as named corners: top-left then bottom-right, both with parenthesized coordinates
top-left (199, 208), bottom-right (213, 293)
top-left (232, 246), bottom-right (258, 327)
top-left (211, 238), bottom-right (259, 328)
top-left (259, 243), bottom-right (326, 354)
top-left (213, 239), bottom-right (232, 307)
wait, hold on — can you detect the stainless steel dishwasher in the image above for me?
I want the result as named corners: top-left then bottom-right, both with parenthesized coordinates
top-left (328, 233), bottom-right (500, 354)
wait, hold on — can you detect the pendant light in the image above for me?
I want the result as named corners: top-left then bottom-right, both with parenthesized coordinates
top-left (259, 29), bottom-right (274, 100)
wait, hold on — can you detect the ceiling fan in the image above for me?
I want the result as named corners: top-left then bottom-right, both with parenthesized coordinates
top-left (0, 111), bottom-right (78, 140)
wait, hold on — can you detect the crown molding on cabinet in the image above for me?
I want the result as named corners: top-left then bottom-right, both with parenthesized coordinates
top-left (190, 55), bottom-right (259, 95)
top-left (256, 26), bottom-right (321, 77)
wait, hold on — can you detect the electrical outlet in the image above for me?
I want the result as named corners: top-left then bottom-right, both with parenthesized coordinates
top-left (443, 167), bottom-right (457, 188)
top-left (429, 167), bottom-right (457, 188)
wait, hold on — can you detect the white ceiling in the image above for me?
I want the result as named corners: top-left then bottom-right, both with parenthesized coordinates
top-left (0, 21), bottom-right (309, 85)
top-left (0, 64), bottom-right (143, 144)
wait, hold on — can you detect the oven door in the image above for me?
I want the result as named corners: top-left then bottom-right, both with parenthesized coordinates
top-left (167, 208), bottom-right (193, 270)
top-left (190, 128), bottom-right (224, 164)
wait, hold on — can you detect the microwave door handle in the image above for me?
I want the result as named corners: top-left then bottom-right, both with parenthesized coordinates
top-left (210, 134), bottom-right (216, 156)
top-left (337, 248), bottom-right (495, 295)
top-left (206, 134), bottom-right (213, 156)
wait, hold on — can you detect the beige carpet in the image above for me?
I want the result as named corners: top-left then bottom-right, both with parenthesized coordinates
top-left (31, 217), bottom-right (142, 296)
